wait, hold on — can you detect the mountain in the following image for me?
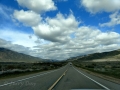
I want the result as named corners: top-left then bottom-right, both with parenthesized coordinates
top-left (71, 49), bottom-right (120, 62)
top-left (0, 47), bottom-right (42, 62)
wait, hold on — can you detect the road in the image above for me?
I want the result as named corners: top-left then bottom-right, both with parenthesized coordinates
top-left (0, 64), bottom-right (120, 90)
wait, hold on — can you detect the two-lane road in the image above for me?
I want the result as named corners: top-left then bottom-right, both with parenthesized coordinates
top-left (0, 64), bottom-right (120, 90)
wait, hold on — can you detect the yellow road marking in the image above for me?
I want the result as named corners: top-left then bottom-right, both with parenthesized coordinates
top-left (48, 69), bottom-right (68, 90)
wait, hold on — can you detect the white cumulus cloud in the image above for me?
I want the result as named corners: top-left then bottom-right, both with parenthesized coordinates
top-left (81, 0), bottom-right (120, 13)
top-left (33, 13), bottom-right (79, 43)
top-left (32, 26), bottom-right (120, 60)
top-left (13, 10), bottom-right (41, 26)
top-left (11, 0), bottom-right (120, 60)
top-left (17, 0), bottom-right (57, 13)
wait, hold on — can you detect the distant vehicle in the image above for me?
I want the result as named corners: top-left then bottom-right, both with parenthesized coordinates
top-left (69, 63), bottom-right (72, 66)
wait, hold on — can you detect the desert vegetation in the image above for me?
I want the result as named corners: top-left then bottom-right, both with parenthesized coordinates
top-left (73, 61), bottom-right (120, 79)
top-left (0, 62), bottom-right (67, 79)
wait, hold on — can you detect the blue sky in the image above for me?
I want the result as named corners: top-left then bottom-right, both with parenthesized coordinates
top-left (0, 0), bottom-right (120, 60)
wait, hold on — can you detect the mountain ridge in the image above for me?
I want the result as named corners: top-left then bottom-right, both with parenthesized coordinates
top-left (70, 49), bottom-right (120, 61)
top-left (0, 47), bottom-right (42, 62)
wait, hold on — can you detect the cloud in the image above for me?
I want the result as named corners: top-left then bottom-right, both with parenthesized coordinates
top-left (81, 0), bottom-right (120, 13)
top-left (13, 10), bottom-right (41, 26)
top-left (17, 0), bottom-right (57, 13)
top-left (0, 38), bottom-right (32, 54)
top-left (99, 12), bottom-right (120, 27)
top-left (13, 0), bottom-right (79, 43)
top-left (33, 13), bottom-right (79, 43)
top-left (11, 0), bottom-right (120, 60)
top-left (0, 28), bottom-right (38, 48)
top-left (0, 26), bottom-right (120, 60)
top-left (74, 26), bottom-right (120, 47)
top-left (95, 32), bottom-right (120, 45)
top-left (32, 26), bottom-right (120, 60)
top-left (13, 10), bottom-right (79, 43)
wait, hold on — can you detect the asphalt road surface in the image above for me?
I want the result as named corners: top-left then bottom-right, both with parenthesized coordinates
top-left (0, 64), bottom-right (120, 90)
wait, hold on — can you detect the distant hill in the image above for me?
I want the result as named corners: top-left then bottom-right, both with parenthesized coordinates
top-left (71, 49), bottom-right (120, 61)
top-left (0, 47), bottom-right (42, 62)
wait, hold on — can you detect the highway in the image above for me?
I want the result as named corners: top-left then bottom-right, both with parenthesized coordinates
top-left (0, 64), bottom-right (120, 90)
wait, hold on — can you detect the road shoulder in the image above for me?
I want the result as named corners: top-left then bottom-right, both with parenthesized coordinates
top-left (77, 67), bottom-right (120, 85)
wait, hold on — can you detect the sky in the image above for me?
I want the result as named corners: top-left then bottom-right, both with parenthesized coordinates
top-left (0, 0), bottom-right (120, 60)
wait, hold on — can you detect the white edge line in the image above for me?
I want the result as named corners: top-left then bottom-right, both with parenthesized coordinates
top-left (73, 67), bottom-right (110, 90)
top-left (0, 66), bottom-right (65, 87)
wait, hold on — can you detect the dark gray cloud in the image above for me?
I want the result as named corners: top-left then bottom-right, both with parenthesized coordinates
top-left (0, 38), bottom-right (31, 55)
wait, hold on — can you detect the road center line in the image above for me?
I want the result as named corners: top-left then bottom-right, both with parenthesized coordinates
top-left (48, 69), bottom-right (68, 90)
top-left (73, 67), bottom-right (110, 90)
